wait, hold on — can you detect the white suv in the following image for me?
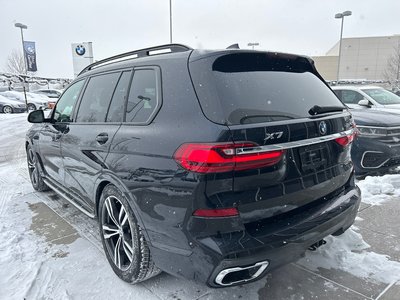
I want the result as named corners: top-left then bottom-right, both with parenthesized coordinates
top-left (332, 86), bottom-right (400, 112)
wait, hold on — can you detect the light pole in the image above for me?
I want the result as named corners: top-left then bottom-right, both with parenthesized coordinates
top-left (248, 42), bottom-right (260, 50)
top-left (335, 11), bottom-right (352, 82)
top-left (15, 23), bottom-right (28, 75)
top-left (14, 22), bottom-right (29, 111)
top-left (169, 0), bottom-right (172, 43)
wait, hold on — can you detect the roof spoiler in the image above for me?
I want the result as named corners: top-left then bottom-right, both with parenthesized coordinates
top-left (226, 43), bottom-right (240, 49)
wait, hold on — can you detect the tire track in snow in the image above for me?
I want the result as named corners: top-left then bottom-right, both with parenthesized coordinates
top-left (0, 189), bottom-right (12, 216)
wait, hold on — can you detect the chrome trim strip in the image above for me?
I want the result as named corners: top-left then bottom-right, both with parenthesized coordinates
top-left (215, 261), bottom-right (269, 286)
top-left (236, 129), bottom-right (354, 155)
top-left (360, 151), bottom-right (390, 169)
top-left (43, 179), bottom-right (95, 218)
top-left (357, 125), bottom-right (400, 130)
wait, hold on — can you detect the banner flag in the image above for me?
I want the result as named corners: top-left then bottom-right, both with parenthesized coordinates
top-left (23, 41), bottom-right (37, 72)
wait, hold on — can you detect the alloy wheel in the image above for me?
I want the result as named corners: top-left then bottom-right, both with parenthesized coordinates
top-left (27, 148), bottom-right (39, 187)
top-left (28, 104), bottom-right (36, 111)
top-left (101, 196), bottom-right (135, 271)
top-left (3, 106), bottom-right (13, 114)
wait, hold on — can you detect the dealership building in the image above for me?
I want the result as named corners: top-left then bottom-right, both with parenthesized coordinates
top-left (312, 35), bottom-right (400, 81)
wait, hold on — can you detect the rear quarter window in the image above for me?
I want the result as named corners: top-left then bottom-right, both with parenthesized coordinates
top-left (125, 68), bottom-right (161, 124)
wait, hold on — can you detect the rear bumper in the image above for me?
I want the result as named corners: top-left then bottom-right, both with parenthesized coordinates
top-left (149, 184), bottom-right (361, 287)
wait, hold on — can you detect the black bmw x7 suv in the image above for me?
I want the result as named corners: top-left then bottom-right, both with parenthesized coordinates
top-left (26, 44), bottom-right (361, 287)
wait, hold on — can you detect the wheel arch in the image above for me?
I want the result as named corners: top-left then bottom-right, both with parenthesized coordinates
top-left (93, 172), bottom-right (151, 242)
top-left (26, 139), bottom-right (46, 176)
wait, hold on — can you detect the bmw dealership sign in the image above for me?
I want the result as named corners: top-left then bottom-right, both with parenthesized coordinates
top-left (71, 42), bottom-right (93, 77)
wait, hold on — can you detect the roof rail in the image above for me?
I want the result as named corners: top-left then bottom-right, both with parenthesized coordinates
top-left (78, 43), bottom-right (192, 76)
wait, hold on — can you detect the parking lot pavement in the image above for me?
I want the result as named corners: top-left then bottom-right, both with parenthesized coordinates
top-left (1, 113), bottom-right (399, 299)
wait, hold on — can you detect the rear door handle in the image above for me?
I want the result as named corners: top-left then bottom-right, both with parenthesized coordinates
top-left (96, 133), bottom-right (109, 144)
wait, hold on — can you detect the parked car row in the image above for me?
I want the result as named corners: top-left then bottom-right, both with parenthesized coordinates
top-left (33, 89), bottom-right (62, 108)
top-left (332, 86), bottom-right (400, 176)
top-left (0, 91), bottom-right (48, 111)
top-left (0, 89), bottom-right (62, 113)
top-left (34, 88), bottom-right (63, 98)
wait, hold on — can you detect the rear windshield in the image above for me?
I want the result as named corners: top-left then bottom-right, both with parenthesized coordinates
top-left (189, 53), bottom-right (345, 125)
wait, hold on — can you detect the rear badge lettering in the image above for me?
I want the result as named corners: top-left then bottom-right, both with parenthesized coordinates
top-left (264, 131), bottom-right (283, 141)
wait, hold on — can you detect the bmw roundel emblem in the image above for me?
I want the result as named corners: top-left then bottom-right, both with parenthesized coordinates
top-left (26, 46), bottom-right (35, 55)
top-left (75, 45), bottom-right (86, 56)
top-left (319, 121), bottom-right (327, 135)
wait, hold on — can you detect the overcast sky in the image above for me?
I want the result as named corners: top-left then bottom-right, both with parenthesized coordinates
top-left (1, 0), bottom-right (399, 78)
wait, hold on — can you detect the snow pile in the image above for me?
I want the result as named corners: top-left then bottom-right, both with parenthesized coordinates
top-left (357, 174), bottom-right (400, 206)
top-left (298, 228), bottom-right (400, 284)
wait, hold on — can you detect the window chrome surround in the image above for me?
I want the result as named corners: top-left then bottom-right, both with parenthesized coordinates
top-left (235, 129), bottom-right (355, 155)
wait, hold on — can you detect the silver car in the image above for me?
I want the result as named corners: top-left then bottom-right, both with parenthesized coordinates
top-left (0, 94), bottom-right (27, 113)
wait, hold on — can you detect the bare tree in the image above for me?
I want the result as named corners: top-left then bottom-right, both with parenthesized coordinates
top-left (4, 49), bottom-right (26, 75)
top-left (3, 49), bottom-right (36, 76)
top-left (383, 43), bottom-right (400, 87)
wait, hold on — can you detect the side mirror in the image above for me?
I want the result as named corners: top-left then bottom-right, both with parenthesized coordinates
top-left (358, 99), bottom-right (371, 107)
top-left (28, 109), bottom-right (45, 123)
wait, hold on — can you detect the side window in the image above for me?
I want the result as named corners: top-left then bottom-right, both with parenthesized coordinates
top-left (333, 90), bottom-right (342, 100)
top-left (341, 90), bottom-right (364, 104)
top-left (76, 72), bottom-right (120, 122)
top-left (53, 80), bottom-right (85, 123)
top-left (106, 71), bottom-right (132, 122)
top-left (125, 69), bottom-right (159, 123)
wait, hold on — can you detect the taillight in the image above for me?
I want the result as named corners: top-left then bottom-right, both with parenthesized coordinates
top-left (335, 132), bottom-right (355, 147)
top-left (173, 142), bottom-right (284, 173)
top-left (193, 207), bottom-right (239, 217)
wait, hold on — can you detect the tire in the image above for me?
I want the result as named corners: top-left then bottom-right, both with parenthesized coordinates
top-left (28, 103), bottom-right (36, 111)
top-left (2, 105), bottom-right (13, 114)
top-left (27, 145), bottom-right (49, 192)
top-left (99, 184), bottom-right (160, 284)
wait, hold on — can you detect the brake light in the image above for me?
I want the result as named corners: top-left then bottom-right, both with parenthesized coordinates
top-left (193, 207), bottom-right (239, 217)
top-left (335, 133), bottom-right (355, 147)
top-left (173, 142), bottom-right (284, 173)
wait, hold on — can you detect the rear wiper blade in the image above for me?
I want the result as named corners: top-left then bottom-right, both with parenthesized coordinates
top-left (308, 105), bottom-right (345, 116)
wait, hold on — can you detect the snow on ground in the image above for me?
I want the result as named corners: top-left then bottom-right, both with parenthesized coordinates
top-left (357, 174), bottom-right (400, 206)
top-left (0, 113), bottom-right (400, 299)
top-left (298, 228), bottom-right (400, 285)
top-left (0, 194), bottom-right (158, 299)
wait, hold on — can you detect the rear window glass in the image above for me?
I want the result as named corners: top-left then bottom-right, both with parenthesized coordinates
top-left (189, 53), bottom-right (345, 125)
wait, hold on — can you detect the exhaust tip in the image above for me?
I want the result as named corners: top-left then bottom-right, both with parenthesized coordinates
top-left (215, 261), bottom-right (269, 286)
